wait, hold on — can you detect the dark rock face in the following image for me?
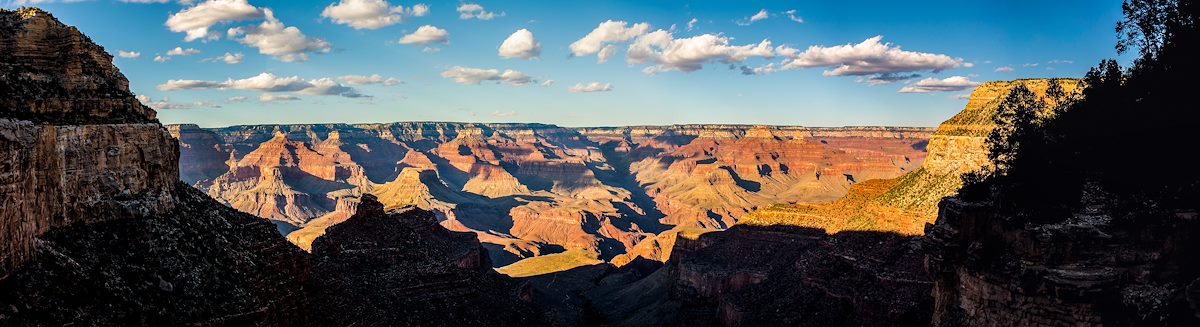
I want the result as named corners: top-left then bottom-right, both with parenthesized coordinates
top-left (0, 184), bottom-right (309, 325)
top-left (925, 192), bottom-right (1200, 326)
top-left (0, 8), bottom-right (156, 124)
top-left (308, 194), bottom-right (541, 326)
top-left (583, 225), bottom-right (932, 326)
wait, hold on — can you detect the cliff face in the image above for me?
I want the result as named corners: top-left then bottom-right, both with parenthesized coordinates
top-left (176, 121), bottom-right (931, 272)
top-left (0, 8), bottom-right (155, 124)
top-left (307, 195), bottom-right (541, 326)
top-left (742, 79), bottom-right (1080, 234)
top-left (0, 8), bottom-right (179, 281)
top-left (0, 8), bottom-right (309, 324)
top-left (581, 226), bottom-right (931, 326)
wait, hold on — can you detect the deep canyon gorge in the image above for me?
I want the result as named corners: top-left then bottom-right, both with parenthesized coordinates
top-left (4, 4), bottom-right (1200, 326)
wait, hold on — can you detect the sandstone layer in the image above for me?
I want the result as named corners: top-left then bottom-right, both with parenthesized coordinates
top-left (175, 122), bottom-right (931, 271)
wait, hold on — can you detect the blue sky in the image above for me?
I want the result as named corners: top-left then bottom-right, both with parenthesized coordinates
top-left (6, 0), bottom-right (1128, 127)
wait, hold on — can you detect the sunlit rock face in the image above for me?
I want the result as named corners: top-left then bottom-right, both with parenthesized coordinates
top-left (742, 79), bottom-right (1082, 236)
top-left (177, 122), bottom-right (931, 270)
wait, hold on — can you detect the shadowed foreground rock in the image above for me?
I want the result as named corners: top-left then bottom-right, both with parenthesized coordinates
top-left (576, 225), bottom-right (931, 326)
top-left (308, 194), bottom-right (541, 326)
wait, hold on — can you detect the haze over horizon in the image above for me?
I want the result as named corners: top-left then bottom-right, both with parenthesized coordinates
top-left (4, 0), bottom-right (1128, 128)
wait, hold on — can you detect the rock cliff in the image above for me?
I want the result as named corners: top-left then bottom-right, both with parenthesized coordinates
top-left (307, 194), bottom-right (541, 326)
top-left (175, 121), bottom-right (931, 272)
top-left (0, 7), bottom-right (308, 324)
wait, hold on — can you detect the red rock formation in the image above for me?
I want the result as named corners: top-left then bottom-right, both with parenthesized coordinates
top-left (179, 122), bottom-right (931, 269)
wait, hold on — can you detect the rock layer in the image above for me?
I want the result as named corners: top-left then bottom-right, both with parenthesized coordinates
top-left (176, 122), bottom-right (931, 270)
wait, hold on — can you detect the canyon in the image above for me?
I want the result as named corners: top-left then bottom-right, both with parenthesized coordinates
top-left (5, 5), bottom-right (1200, 326)
top-left (171, 122), bottom-right (932, 271)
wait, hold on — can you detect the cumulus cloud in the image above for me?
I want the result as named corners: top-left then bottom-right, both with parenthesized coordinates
top-left (627, 31), bottom-right (775, 73)
top-left (862, 72), bottom-right (921, 85)
top-left (201, 52), bottom-right (244, 64)
top-left (498, 29), bottom-right (540, 59)
top-left (457, 3), bottom-right (503, 20)
top-left (320, 0), bottom-right (428, 30)
top-left (117, 50), bottom-right (141, 59)
top-left (440, 66), bottom-right (535, 86)
top-left (165, 0), bottom-right (263, 42)
top-left (259, 94), bottom-right (300, 102)
top-left (785, 9), bottom-right (803, 23)
top-left (154, 55), bottom-right (170, 63)
top-left (569, 20), bottom-right (651, 58)
top-left (156, 72), bottom-right (367, 98)
top-left (227, 9), bottom-right (331, 62)
top-left (779, 36), bottom-right (962, 79)
top-left (567, 82), bottom-right (612, 93)
top-left (898, 76), bottom-right (981, 93)
top-left (739, 64), bottom-right (776, 75)
top-left (399, 25), bottom-right (449, 45)
top-left (737, 9), bottom-right (769, 26)
top-left (687, 18), bottom-right (698, 30)
top-left (994, 66), bottom-right (1014, 73)
top-left (137, 95), bottom-right (222, 110)
top-left (166, 47), bottom-right (200, 56)
top-left (338, 74), bottom-right (401, 85)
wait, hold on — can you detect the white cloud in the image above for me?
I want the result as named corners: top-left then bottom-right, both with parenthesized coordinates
top-left (121, 0), bottom-right (172, 3)
top-left (227, 9), bottom-right (331, 62)
top-left (457, 3), bottom-right (503, 20)
top-left (339, 74), bottom-right (401, 85)
top-left (736, 9), bottom-right (768, 26)
top-left (627, 31), bottom-right (775, 73)
top-left (739, 63), bottom-right (776, 75)
top-left (227, 96), bottom-right (248, 102)
top-left (567, 82), bottom-right (612, 93)
top-left (154, 55), bottom-right (170, 63)
top-left (994, 66), bottom-right (1014, 73)
top-left (1047, 59), bottom-right (1074, 64)
top-left (156, 72), bottom-right (367, 98)
top-left (861, 73), bottom-right (921, 85)
top-left (259, 94), bottom-right (300, 102)
top-left (165, 0), bottom-right (263, 42)
top-left (596, 45), bottom-right (618, 63)
top-left (779, 36), bottom-right (962, 78)
top-left (202, 52), bottom-right (244, 64)
top-left (166, 46), bottom-right (200, 56)
top-left (498, 29), bottom-right (540, 59)
top-left (785, 9), bottom-right (803, 23)
top-left (136, 95), bottom-right (222, 110)
top-left (963, 62), bottom-right (975, 68)
top-left (422, 46), bottom-right (441, 53)
top-left (569, 20), bottom-right (651, 58)
top-left (440, 66), bottom-right (535, 86)
top-left (898, 76), bottom-right (981, 93)
top-left (1022, 63), bottom-right (1039, 67)
top-left (541, 80), bottom-right (554, 87)
top-left (491, 110), bottom-right (517, 118)
top-left (399, 25), bottom-right (449, 45)
top-left (117, 50), bottom-right (141, 59)
top-left (686, 18), bottom-right (698, 30)
top-left (320, 0), bottom-right (428, 30)
top-left (950, 93), bottom-right (971, 100)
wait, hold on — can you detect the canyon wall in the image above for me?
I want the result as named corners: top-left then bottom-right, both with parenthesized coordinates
top-left (0, 8), bottom-right (178, 281)
top-left (173, 121), bottom-right (932, 272)
top-left (742, 79), bottom-right (1081, 235)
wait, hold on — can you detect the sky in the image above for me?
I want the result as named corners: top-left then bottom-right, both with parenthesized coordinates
top-left (5, 0), bottom-right (1130, 128)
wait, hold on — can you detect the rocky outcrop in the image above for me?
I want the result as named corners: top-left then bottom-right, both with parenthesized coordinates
top-left (583, 226), bottom-right (932, 326)
top-left (0, 8), bottom-right (155, 124)
top-left (0, 8), bottom-right (309, 324)
top-left (0, 184), bottom-right (309, 325)
top-left (307, 194), bottom-right (541, 326)
top-left (177, 122), bottom-right (931, 269)
top-left (743, 79), bottom-right (1081, 234)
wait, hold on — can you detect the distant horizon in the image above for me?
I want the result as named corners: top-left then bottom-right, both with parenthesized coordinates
top-left (167, 119), bottom-right (943, 130)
